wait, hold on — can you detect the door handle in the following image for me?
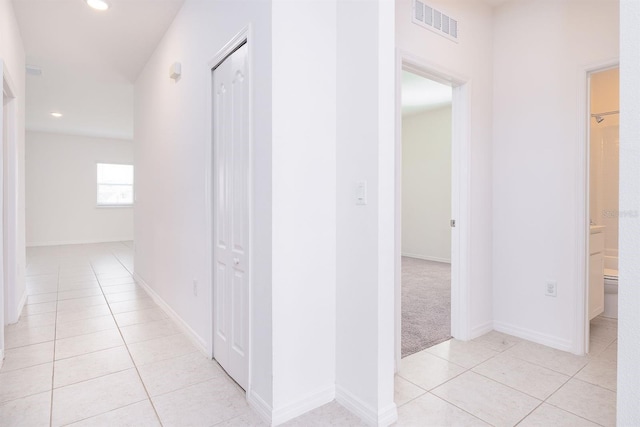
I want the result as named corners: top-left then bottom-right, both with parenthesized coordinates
top-left (233, 257), bottom-right (240, 265)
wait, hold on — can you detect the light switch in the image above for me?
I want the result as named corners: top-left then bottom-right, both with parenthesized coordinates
top-left (356, 181), bottom-right (367, 205)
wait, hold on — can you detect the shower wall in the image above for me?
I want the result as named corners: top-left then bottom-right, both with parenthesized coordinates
top-left (590, 68), bottom-right (619, 271)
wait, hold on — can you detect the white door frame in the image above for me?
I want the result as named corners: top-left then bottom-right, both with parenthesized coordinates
top-left (205, 26), bottom-right (253, 391)
top-left (576, 59), bottom-right (619, 355)
top-left (394, 50), bottom-right (472, 369)
top-left (0, 60), bottom-right (18, 362)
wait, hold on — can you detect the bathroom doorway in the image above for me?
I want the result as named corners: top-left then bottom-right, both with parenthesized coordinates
top-left (399, 70), bottom-right (453, 358)
top-left (586, 65), bottom-right (619, 356)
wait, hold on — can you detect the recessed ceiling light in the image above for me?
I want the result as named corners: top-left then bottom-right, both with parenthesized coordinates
top-left (51, 112), bottom-right (63, 118)
top-left (85, 0), bottom-right (109, 11)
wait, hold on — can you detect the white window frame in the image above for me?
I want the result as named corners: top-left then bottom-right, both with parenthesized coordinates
top-left (96, 162), bottom-right (134, 208)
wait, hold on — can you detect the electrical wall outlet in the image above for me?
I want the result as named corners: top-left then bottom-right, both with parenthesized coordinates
top-left (545, 280), bottom-right (557, 297)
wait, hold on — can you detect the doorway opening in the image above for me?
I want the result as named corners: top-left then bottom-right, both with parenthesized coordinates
top-left (394, 55), bottom-right (472, 369)
top-left (399, 70), bottom-right (452, 358)
top-left (584, 65), bottom-right (619, 358)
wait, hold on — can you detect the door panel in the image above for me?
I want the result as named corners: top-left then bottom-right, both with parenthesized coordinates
top-left (232, 269), bottom-right (246, 355)
top-left (212, 43), bottom-right (249, 390)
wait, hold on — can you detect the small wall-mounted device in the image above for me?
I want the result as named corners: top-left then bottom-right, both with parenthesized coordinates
top-left (545, 280), bottom-right (558, 297)
top-left (169, 62), bottom-right (182, 80)
top-left (356, 181), bottom-right (367, 206)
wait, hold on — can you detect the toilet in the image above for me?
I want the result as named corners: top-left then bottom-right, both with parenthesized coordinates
top-left (603, 268), bottom-right (618, 319)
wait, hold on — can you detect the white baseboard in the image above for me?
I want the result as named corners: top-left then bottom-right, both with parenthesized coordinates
top-left (133, 272), bottom-right (208, 356)
top-left (15, 289), bottom-right (27, 323)
top-left (401, 253), bottom-right (451, 264)
top-left (377, 403), bottom-right (399, 427)
top-left (469, 320), bottom-right (493, 340)
top-left (27, 237), bottom-right (133, 247)
top-left (272, 385), bottom-right (335, 425)
top-left (336, 385), bottom-right (398, 426)
top-left (493, 321), bottom-right (573, 352)
top-left (247, 389), bottom-right (273, 425)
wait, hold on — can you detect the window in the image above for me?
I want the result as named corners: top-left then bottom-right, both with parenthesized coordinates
top-left (97, 163), bottom-right (134, 206)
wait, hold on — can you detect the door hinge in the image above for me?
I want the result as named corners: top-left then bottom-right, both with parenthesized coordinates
top-left (450, 219), bottom-right (456, 228)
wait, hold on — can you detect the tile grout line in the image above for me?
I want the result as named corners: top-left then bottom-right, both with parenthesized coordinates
top-left (486, 338), bottom-right (612, 426)
top-left (108, 242), bottom-right (253, 425)
top-left (508, 334), bottom-right (616, 424)
top-left (49, 261), bottom-right (61, 427)
top-left (533, 330), bottom-right (617, 425)
top-left (394, 340), bottom-right (516, 409)
top-left (426, 348), bottom-right (525, 426)
top-left (540, 401), bottom-right (608, 427)
top-left (400, 335), bottom-right (614, 426)
top-left (56, 399), bottom-right (150, 427)
top-left (428, 391), bottom-right (493, 426)
top-left (89, 254), bottom-right (165, 427)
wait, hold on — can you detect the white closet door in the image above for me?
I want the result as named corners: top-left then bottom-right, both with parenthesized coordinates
top-left (212, 43), bottom-right (249, 390)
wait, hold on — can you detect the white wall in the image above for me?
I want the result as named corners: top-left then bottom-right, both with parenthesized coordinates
top-left (276, 1), bottom-right (399, 423)
top-left (618, 0), bottom-right (640, 423)
top-left (271, 0), bottom-right (337, 423)
top-left (396, 0), bottom-right (495, 337)
top-left (136, 0), bottom-right (399, 423)
top-left (134, 0), bottom-right (276, 415)
top-left (134, 0), bottom-right (395, 423)
top-left (0, 0), bottom-right (26, 328)
top-left (492, 0), bottom-right (619, 352)
top-left (402, 107), bottom-right (452, 262)
top-left (25, 131), bottom-right (133, 246)
top-left (336, 0), bottom-right (397, 424)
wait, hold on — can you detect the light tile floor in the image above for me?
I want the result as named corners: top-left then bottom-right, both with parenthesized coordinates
top-left (0, 243), bottom-right (617, 426)
top-left (393, 318), bottom-right (617, 426)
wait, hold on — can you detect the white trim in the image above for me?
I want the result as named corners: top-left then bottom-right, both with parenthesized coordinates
top-left (401, 253), bottom-right (451, 264)
top-left (394, 50), bottom-right (472, 372)
top-left (13, 289), bottom-right (26, 325)
top-left (576, 58), bottom-right (619, 356)
top-left (26, 237), bottom-right (134, 247)
top-left (377, 404), bottom-right (400, 427)
top-left (336, 385), bottom-right (398, 427)
top-left (247, 390), bottom-right (273, 425)
top-left (469, 320), bottom-right (493, 339)
top-left (205, 24), bottom-right (254, 392)
top-left (493, 320), bottom-right (573, 352)
top-left (378, 1), bottom-right (397, 417)
top-left (272, 385), bottom-right (335, 426)
top-left (1, 61), bottom-right (20, 329)
top-left (134, 273), bottom-right (208, 355)
top-left (450, 81), bottom-right (472, 342)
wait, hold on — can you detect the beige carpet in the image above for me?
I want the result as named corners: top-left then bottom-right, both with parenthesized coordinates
top-left (402, 256), bottom-right (451, 358)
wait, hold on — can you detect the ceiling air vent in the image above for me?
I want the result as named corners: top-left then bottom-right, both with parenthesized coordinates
top-left (412, 0), bottom-right (458, 43)
top-left (26, 65), bottom-right (43, 77)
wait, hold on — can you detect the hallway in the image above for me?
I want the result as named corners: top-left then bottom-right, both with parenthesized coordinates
top-left (0, 243), bottom-right (619, 426)
top-left (0, 242), bottom-right (263, 426)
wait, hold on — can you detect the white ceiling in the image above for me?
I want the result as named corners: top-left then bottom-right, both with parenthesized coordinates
top-left (401, 71), bottom-right (452, 116)
top-left (12, 0), bottom-right (185, 140)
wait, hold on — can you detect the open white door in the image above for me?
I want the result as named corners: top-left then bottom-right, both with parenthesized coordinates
top-left (212, 43), bottom-right (250, 390)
